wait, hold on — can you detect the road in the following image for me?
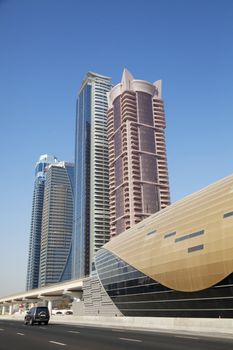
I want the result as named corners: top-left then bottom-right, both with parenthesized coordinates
top-left (0, 319), bottom-right (232, 350)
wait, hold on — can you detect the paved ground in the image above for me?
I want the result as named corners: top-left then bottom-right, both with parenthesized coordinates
top-left (0, 319), bottom-right (233, 350)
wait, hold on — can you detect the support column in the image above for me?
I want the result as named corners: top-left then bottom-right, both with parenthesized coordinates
top-left (2, 306), bottom-right (6, 315)
top-left (38, 295), bottom-right (60, 316)
top-left (47, 300), bottom-right (53, 316)
top-left (9, 304), bottom-right (13, 315)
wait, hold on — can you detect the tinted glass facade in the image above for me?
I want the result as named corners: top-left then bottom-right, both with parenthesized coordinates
top-left (96, 249), bottom-right (233, 318)
top-left (26, 155), bottom-right (58, 290)
top-left (73, 83), bottom-right (91, 279)
top-left (73, 73), bottom-right (112, 279)
top-left (39, 162), bottom-right (74, 286)
top-left (26, 178), bottom-right (45, 290)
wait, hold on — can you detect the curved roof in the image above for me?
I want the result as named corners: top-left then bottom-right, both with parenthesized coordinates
top-left (103, 174), bottom-right (233, 292)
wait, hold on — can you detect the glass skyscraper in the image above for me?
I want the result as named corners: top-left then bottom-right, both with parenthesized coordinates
top-left (26, 154), bottom-right (58, 290)
top-left (39, 161), bottom-right (74, 287)
top-left (72, 72), bottom-right (112, 279)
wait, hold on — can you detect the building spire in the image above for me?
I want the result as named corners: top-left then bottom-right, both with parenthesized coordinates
top-left (154, 80), bottom-right (162, 98)
top-left (121, 68), bottom-right (134, 90)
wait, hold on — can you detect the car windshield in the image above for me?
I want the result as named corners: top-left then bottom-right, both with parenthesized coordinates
top-left (37, 307), bottom-right (48, 313)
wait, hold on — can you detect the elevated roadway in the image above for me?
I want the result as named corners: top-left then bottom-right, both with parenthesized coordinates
top-left (0, 278), bottom-right (83, 315)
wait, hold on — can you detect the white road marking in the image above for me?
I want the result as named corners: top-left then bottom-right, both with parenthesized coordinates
top-left (17, 333), bottom-right (25, 336)
top-left (0, 328), bottom-right (4, 331)
top-left (49, 341), bottom-right (66, 346)
top-left (119, 337), bottom-right (142, 343)
top-left (175, 335), bottom-right (199, 340)
top-left (67, 330), bottom-right (80, 334)
top-left (39, 327), bottom-right (47, 329)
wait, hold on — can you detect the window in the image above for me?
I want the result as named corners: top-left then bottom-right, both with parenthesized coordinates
top-left (223, 211), bottom-right (233, 218)
top-left (175, 230), bottom-right (204, 243)
top-left (147, 230), bottom-right (156, 236)
top-left (188, 244), bottom-right (204, 253)
top-left (164, 231), bottom-right (176, 239)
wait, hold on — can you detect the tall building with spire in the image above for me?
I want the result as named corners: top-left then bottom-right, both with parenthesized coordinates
top-left (26, 154), bottom-right (58, 290)
top-left (107, 69), bottom-right (170, 237)
top-left (39, 161), bottom-right (74, 287)
top-left (72, 72), bottom-right (112, 279)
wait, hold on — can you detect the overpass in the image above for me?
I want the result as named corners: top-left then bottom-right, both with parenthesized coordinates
top-left (0, 278), bottom-right (83, 316)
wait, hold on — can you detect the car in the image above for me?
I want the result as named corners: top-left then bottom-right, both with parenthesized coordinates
top-left (55, 311), bottom-right (63, 315)
top-left (65, 310), bottom-right (73, 315)
top-left (24, 306), bottom-right (50, 326)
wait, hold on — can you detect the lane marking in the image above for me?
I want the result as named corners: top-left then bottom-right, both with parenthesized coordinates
top-left (17, 333), bottom-right (25, 336)
top-left (39, 327), bottom-right (47, 329)
top-left (0, 329), bottom-right (4, 331)
top-left (175, 335), bottom-right (199, 340)
top-left (49, 341), bottom-right (66, 346)
top-left (67, 330), bottom-right (80, 334)
top-left (119, 337), bottom-right (142, 343)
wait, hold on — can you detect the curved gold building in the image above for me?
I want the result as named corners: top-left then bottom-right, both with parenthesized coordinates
top-left (95, 174), bottom-right (233, 318)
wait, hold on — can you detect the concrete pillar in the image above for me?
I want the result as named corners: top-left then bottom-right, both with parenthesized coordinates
top-left (9, 304), bottom-right (13, 315)
top-left (38, 296), bottom-right (59, 315)
top-left (2, 306), bottom-right (6, 315)
top-left (48, 300), bottom-right (53, 316)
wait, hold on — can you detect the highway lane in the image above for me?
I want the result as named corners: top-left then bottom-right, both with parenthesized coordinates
top-left (0, 319), bottom-right (232, 350)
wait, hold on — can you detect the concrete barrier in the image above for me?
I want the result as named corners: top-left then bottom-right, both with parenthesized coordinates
top-left (1, 314), bottom-right (232, 338)
top-left (50, 315), bottom-right (233, 337)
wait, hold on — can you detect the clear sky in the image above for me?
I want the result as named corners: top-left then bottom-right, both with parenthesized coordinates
top-left (0, 0), bottom-right (233, 297)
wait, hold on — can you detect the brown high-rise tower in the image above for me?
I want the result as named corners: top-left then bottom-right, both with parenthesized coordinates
top-left (107, 69), bottom-right (170, 237)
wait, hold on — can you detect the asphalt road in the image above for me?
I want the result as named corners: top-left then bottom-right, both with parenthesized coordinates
top-left (0, 319), bottom-right (232, 350)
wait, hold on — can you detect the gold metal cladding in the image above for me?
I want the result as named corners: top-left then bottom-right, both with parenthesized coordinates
top-left (103, 174), bottom-right (233, 292)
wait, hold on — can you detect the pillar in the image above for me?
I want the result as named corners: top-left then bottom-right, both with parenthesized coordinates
top-left (9, 304), bottom-right (13, 315)
top-left (47, 300), bottom-right (53, 316)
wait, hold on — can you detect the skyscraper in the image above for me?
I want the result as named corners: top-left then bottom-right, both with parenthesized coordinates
top-left (39, 161), bottom-right (74, 287)
top-left (73, 72), bottom-right (112, 279)
top-left (107, 69), bottom-right (170, 237)
top-left (26, 154), bottom-right (58, 290)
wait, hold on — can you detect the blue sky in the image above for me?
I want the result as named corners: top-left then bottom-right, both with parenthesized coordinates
top-left (0, 0), bottom-right (233, 297)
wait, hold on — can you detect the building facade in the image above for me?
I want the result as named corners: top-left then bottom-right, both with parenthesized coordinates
top-left (72, 72), bottom-right (112, 279)
top-left (39, 161), bottom-right (74, 287)
top-left (95, 174), bottom-right (233, 318)
top-left (107, 69), bottom-right (170, 237)
top-left (26, 154), bottom-right (58, 290)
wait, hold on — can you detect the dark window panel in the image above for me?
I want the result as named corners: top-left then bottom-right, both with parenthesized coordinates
top-left (137, 92), bottom-right (153, 126)
top-left (223, 211), bottom-right (233, 218)
top-left (175, 230), bottom-right (204, 243)
top-left (139, 125), bottom-right (155, 153)
top-left (147, 230), bottom-right (156, 236)
top-left (188, 244), bottom-right (204, 253)
top-left (113, 96), bottom-right (121, 130)
top-left (164, 231), bottom-right (176, 239)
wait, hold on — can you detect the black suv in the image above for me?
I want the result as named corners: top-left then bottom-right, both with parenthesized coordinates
top-left (24, 306), bottom-right (50, 325)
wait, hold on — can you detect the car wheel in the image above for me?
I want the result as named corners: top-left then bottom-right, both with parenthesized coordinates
top-left (44, 321), bottom-right (48, 325)
top-left (24, 320), bottom-right (28, 325)
top-left (29, 318), bottom-right (34, 326)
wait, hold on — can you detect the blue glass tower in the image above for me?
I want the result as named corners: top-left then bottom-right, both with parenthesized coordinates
top-left (39, 162), bottom-right (74, 286)
top-left (26, 154), bottom-right (58, 290)
top-left (72, 72), bottom-right (112, 279)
